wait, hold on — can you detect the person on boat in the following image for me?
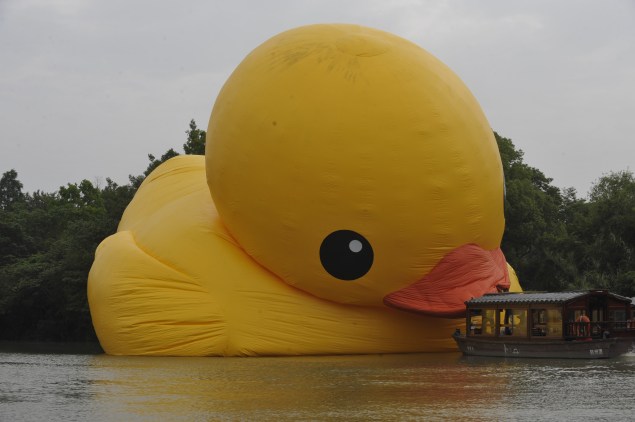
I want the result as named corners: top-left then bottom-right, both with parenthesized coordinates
top-left (503, 309), bottom-right (513, 335)
top-left (576, 311), bottom-right (591, 340)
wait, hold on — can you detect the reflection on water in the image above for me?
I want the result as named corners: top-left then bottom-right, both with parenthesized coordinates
top-left (1, 346), bottom-right (635, 421)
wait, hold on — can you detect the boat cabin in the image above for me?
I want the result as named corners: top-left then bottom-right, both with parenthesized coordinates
top-left (464, 290), bottom-right (635, 341)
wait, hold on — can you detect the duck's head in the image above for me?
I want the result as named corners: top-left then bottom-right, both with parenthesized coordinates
top-left (206, 24), bottom-right (509, 317)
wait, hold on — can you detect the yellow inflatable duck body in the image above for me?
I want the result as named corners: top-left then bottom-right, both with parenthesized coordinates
top-left (88, 24), bottom-right (520, 356)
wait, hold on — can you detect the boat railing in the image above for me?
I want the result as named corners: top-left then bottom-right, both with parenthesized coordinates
top-left (564, 321), bottom-right (635, 340)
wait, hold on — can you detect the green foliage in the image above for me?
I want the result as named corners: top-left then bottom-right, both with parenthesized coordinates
top-left (496, 132), bottom-right (569, 291)
top-left (0, 120), bottom-right (200, 342)
top-left (144, 148), bottom-right (180, 177)
top-left (129, 119), bottom-right (207, 188)
top-left (0, 169), bottom-right (25, 210)
top-left (0, 122), bottom-right (632, 343)
top-left (143, 119), bottom-right (206, 175)
top-left (576, 171), bottom-right (635, 296)
top-left (0, 177), bottom-right (134, 341)
top-left (183, 119), bottom-right (206, 155)
top-left (497, 132), bottom-right (634, 296)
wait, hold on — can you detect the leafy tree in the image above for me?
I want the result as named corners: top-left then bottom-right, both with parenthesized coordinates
top-left (496, 133), bottom-right (634, 297)
top-left (577, 171), bottom-right (635, 295)
top-left (0, 120), bottom-right (204, 342)
top-left (0, 214), bottom-right (29, 266)
top-left (129, 119), bottom-right (206, 188)
top-left (183, 119), bottom-right (206, 155)
top-left (0, 175), bottom-right (135, 341)
top-left (101, 178), bottom-right (136, 227)
top-left (144, 148), bottom-right (180, 177)
top-left (0, 169), bottom-right (25, 210)
top-left (495, 132), bottom-right (571, 291)
top-left (144, 119), bottom-right (206, 175)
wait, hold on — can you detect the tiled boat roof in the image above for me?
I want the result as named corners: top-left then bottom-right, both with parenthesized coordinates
top-left (466, 290), bottom-right (632, 306)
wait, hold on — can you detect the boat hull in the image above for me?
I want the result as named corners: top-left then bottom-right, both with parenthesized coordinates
top-left (453, 334), bottom-right (634, 359)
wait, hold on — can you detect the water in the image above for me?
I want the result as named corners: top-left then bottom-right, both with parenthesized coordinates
top-left (1, 344), bottom-right (634, 421)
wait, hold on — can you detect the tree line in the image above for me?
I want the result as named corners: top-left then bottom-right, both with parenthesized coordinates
top-left (0, 120), bottom-right (206, 342)
top-left (0, 123), bottom-right (633, 342)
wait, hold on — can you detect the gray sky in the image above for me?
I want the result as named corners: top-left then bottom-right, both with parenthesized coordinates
top-left (1, 0), bottom-right (634, 197)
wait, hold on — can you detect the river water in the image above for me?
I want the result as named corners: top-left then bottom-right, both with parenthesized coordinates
top-left (1, 344), bottom-right (634, 421)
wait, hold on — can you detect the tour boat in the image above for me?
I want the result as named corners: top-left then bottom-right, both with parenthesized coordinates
top-left (452, 290), bottom-right (635, 359)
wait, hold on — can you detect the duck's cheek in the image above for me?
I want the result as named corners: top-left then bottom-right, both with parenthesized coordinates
top-left (383, 244), bottom-right (510, 318)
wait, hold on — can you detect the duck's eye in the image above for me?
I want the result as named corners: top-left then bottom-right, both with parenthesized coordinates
top-left (320, 230), bottom-right (374, 280)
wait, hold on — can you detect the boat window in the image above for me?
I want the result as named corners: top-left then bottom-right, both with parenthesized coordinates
top-left (508, 309), bottom-right (527, 337)
top-left (468, 309), bottom-right (481, 335)
top-left (499, 309), bottom-right (514, 335)
top-left (546, 309), bottom-right (563, 337)
top-left (468, 309), bottom-right (496, 336)
top-left (531, 309), bottom-right (562, 337)
top-left (609, 309), bottom-right (627, 330)
top-left (591, 308), bottom-right (604, 322)
top-left (569, 310), bottom-right (585, 323)
top-left (609, 309), bottom-right (626, 321)
top-left (499, 308), bottom-right (527, 337)
top-left (481, 309), bottom-right (496, 336)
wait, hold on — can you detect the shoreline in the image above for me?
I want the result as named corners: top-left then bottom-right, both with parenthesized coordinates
top-left (0, 340), bottom-right (103, 355)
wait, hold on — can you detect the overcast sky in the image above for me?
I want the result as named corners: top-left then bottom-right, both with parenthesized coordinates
top-left (1, 0), bottom-right (634, 197)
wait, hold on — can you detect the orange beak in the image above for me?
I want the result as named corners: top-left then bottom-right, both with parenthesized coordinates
top-left (383, 244), bottom-right (510, 318)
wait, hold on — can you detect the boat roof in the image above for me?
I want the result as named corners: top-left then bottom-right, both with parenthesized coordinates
top-left (466, 290), bottom-right (632, 306)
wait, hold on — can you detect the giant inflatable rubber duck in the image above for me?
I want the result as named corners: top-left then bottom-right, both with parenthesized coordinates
top-left (88, 24), bottom-right (520, 356)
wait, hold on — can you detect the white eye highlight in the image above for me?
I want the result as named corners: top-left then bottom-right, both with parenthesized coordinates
top-left (349, 239), bottom-right (363, 253)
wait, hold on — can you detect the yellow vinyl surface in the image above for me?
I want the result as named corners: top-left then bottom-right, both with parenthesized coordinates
top-left (88, 24), bottom-right (519, 356)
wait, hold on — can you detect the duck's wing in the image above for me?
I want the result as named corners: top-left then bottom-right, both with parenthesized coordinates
top-left (88, 156), bottom-right (230, 356)
top-left (88, 229), bottom-right (227, 356)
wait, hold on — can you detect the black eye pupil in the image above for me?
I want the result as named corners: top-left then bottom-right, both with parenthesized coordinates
top-left (320, 230), bottom-right (374, 280)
